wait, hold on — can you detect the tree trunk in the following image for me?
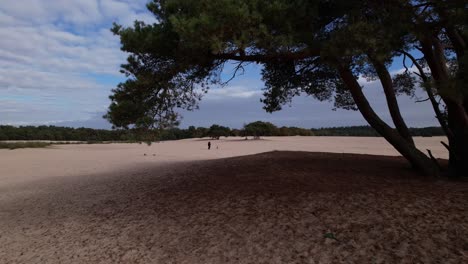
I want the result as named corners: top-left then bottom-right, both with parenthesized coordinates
top-left (425, 86), bottom-right (454, 139)
top-left (446, 102), bottom-right (468, 177)
top-left (443, 25), bottom-right (468, 176)
top-left (420, 37), bottom-right (468, 177)
top-left (338, 65), bottom-right (439, 177)
top-left (369, 56), bottom-right (415, 146)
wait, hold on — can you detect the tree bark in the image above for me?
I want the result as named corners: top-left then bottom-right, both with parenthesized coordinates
top-left (369, 56), bottom-right (415, 146)
top-left (446, 102), bottom-right (468, 177)
top-left (338, 65), bottom-right (439, 177)
top-left (420, 37), bottom-right (468, 177)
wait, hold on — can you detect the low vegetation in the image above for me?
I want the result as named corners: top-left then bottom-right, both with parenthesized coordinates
top-left (0, 142), bottom-right (51, 150)
top-left (0, 125), bottom-right (138, 142)
top-left (311, 126), bottom-right (445, 137)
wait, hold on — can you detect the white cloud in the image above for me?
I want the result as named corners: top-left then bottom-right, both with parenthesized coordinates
top-left (0, 0), bottom-right (105, 25)
top-left (206, 86), bottom-right (262, 100)
top-left (0, 0), bottom-right (156, 125)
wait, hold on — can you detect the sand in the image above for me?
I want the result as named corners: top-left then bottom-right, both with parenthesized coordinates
top-left (1, 136), bottom-right (466, 263)
top-left (0, 136), bottom-right (448, 187)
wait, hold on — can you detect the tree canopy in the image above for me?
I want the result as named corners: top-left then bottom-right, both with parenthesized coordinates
top-left (105, 0), bottom-right (362, 129)
top-left (244, 121), bottom-right (278, 139)
top-left (206, 124), bottom-right (231, 139)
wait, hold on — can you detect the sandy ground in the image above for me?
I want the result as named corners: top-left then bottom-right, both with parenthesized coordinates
top-left (1, 136), bottom-right (466, 263)
top-left (0, 136), bottom-right (448, 186)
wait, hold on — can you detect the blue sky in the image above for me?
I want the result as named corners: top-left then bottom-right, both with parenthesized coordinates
top-left (0, 0), bottom-right (439, 129)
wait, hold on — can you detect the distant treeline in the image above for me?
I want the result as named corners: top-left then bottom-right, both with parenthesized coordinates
top-left (0, 123), bottom-right (445, 141)
top-left (311, 126), bottom-right (445, 137)
top-left (0, 125), bottom-right (137, 142)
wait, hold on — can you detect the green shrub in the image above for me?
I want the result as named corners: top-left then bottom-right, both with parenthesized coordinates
top-left (0, 142), bottom-right (51, 150)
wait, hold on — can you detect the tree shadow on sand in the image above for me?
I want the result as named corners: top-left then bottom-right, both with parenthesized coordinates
top-left (0, 152), bottom-right (465, 263)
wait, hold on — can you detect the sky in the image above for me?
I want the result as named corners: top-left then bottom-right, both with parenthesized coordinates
top-left (0, 0), bottom-right (440, 129)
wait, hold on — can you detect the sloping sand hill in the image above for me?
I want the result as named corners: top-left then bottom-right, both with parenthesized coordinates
top-left (1, 137), bottom-right (465, 263)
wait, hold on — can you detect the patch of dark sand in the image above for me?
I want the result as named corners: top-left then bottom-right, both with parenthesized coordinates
top-left (0, 151), bottom-right (466, 263)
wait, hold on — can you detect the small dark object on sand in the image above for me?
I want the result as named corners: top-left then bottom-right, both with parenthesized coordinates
top-left (324, 232), bottom-right (339, 242)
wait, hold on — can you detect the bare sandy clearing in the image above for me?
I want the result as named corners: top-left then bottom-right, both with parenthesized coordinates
top-left (0, 136), bottom-right (448, 186)
top-left (1, 136), bottom-right (461, 263)
top-left (0, 151), bottom-right (466, 263)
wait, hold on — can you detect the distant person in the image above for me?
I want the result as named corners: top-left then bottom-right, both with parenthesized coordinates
top-left (208, 141), bottom-right (211, 150)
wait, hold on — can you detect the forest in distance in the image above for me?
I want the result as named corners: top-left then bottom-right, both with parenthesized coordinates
top-left (0, 122), bottom-right (445, 142)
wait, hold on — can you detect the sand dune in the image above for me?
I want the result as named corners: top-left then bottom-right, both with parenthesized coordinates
top-left (1, 136), bottom-right (465, 264)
